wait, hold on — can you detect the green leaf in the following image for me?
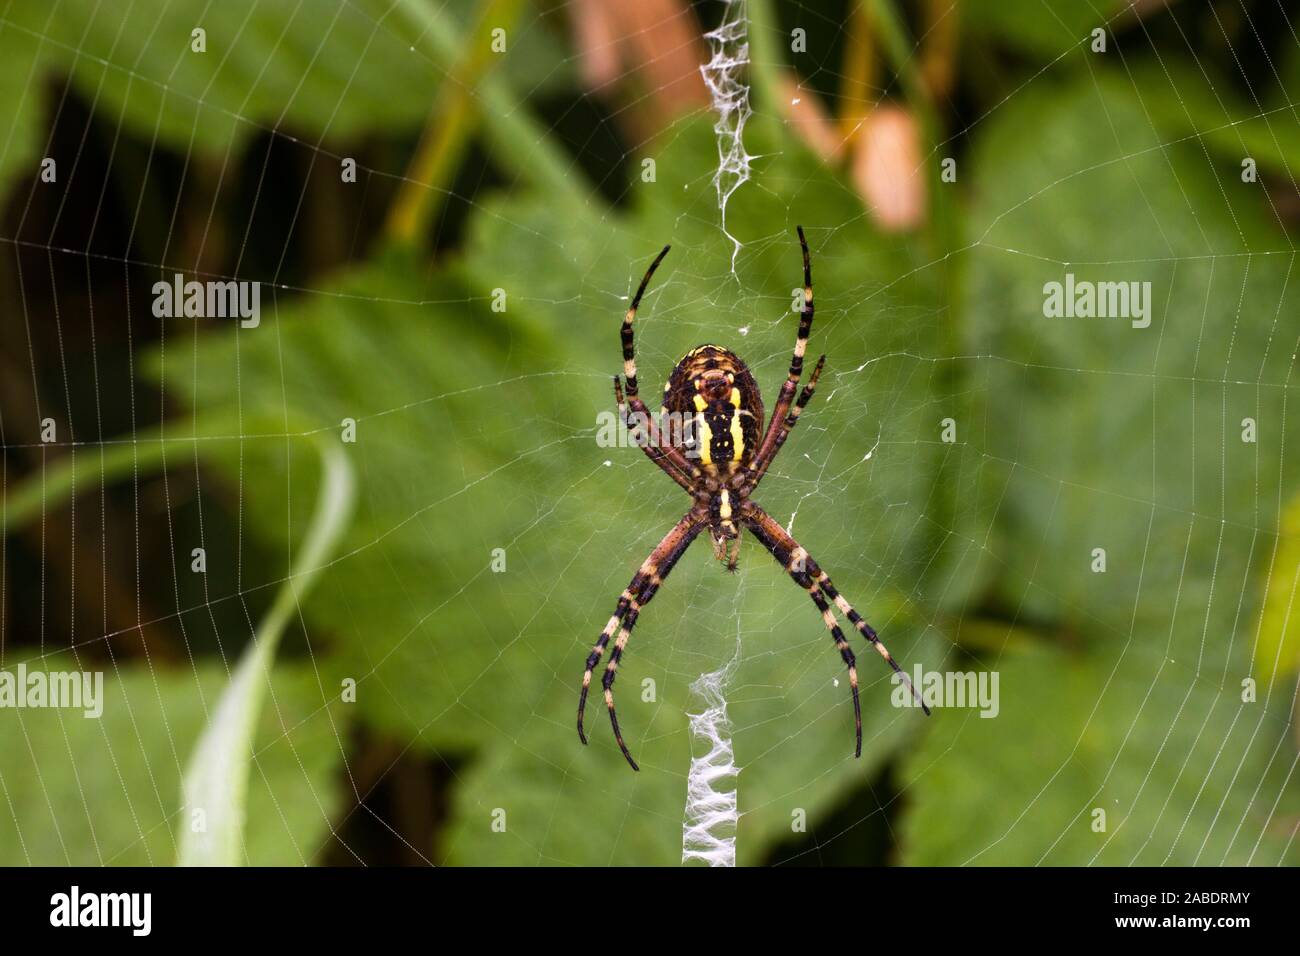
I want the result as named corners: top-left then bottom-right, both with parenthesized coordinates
top-left (0, 19), bottom-right (49, 188)
top-left (0, 660), bottom-right (350, 865)
top-left (3, 0), bottom-right (571, 155)
top-left (1135, 61), bottom-right (1300, 182)
top-left (958, 72), bottom-right (1297, 636)
top-left (179, 437), bottom-right (355, 866)
top-left (902, 73), bottom-right (1300, 865)
top-left (961, 0), bottom-right (1129, 58)
top-left (901, 644), bottom-right (1300, 865)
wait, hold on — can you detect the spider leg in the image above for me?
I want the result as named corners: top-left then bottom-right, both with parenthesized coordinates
top-left (746, 353), bottom-right (824, 490)
top-left (578, 511), bottom-right (704, 770)
top-left (810, 573), bottom-right (928, 715)
top-left (616, 246), bottom-right (703, 491)
top-left (740, 508), bottom-right (862, 755)
top-left (621, 244), bottom-right (671, 400)
top-left (750, 226), bottom-right (815, 481)
top-left (742, 504), bottom-right (929, 754)
top-left (614, 376), bottom-right (696, 493)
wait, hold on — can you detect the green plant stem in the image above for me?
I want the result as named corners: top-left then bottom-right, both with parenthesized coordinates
top-left (867, 0), bottom-right (960, 307)
top-left (838, 1), bottom-right (877, 139)
top-left (744, 0), bottom-right (787, 119)
top-left (4, 433), bottom-right (171, 535)
top-left (385, 0), bottom-right (525, 246)
top-left (869, 0), bottom-right (936, 126)
top-left (2, 417), bottom-right (297, 535)
top-left (393, 0), bottom-right (586, 206)
top-left (178, 436), bottom-right (355, 867)
top-left (3, 417), bottom-right (356, 864)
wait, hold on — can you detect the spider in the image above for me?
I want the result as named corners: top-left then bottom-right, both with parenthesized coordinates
top-left (578, 226), bottom-right (930, 771)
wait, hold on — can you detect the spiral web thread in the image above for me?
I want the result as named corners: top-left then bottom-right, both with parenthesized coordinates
top-left (698, 0), bottom-right (754, 270)
top-left (681, 632), bottom-right (742, 866)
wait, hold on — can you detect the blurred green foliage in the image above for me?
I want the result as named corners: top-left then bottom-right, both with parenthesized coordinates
top-left (1, 0), bottom-right (569, 154)
top-left (1, 0), bottom-right (1298, 865)
top-left (0, 659), bottom-right (346, 865)
top-left (904, 72), bottom-right (1300, 865)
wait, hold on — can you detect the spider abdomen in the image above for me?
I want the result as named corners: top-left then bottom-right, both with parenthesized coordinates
top-left (661, 344), bottom-right (763, 473)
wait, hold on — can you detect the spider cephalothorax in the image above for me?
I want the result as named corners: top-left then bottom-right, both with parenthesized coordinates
top-left (580, 227), bottom-right (929, 771)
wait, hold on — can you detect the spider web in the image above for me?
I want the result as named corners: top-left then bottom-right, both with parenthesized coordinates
top-left (0, 0), bottom-right (1298, 869)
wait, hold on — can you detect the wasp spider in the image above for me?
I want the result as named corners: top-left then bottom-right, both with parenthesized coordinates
top-left (578, 227), bottom-right (930, 771)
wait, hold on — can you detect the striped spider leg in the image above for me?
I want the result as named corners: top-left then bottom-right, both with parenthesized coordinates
top-left (742, 503), bottom-right (930, 757)
top-left (578, 510), bottom-right (705, 770)
top-left (745, 352), bottom-right (824, 492)
top-left (746, 225), bottom-right (816, 488)
top-left (615, 244), bottom-right (702, 493)
top-left (613, 376), bottom-right (694, 493)
top-left (737, 228), bottom-right (927, 753)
